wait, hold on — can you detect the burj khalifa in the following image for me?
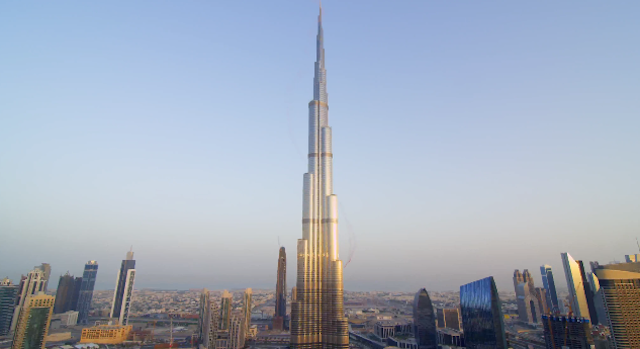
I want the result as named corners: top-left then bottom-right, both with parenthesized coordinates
top-left (290, 6), bottom-right (349, 349)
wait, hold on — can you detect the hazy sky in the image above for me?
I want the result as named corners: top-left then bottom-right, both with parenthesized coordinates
top-left (1, 1), bottom-right (639, 294)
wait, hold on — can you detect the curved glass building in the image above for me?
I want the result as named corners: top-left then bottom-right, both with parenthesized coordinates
top-left (413, 289), bottom-right (437, 349)
top-left (460, 277), bottom-right (507, 349)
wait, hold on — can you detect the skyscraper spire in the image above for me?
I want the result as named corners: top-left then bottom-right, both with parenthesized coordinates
top-left (290, 6), bottom-right (349, 349)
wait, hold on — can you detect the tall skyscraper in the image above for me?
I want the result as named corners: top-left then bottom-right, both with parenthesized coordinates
top-left (541, 315), bottom-right (594, 349)
top-left (77, 261), bottom-right (99, 324)
top-left (413, 289), bottom-right (437, 349)
top-left (110, 249), bottom-right (136, 325)
top-left (10, 269), bottom-right (47, 334)
top-left (11, 293), bottom-right (54, 349)
top-left (34, 264), bottom-right (51, 293)
top-left (593, 261), bottom-right (640, 348)
top-left (198, 289), bottom-right (219, 349)
top-left (273, 247), bottom-right (287, 331)
top-left (460, 276), bottom-right (507, 349)
top-left (290, 6), bottom-right (348, 349)
top-left (242, 288), bottom-right (252, 337)
top-left (561, 253), bottom-right (591, 321)
top-left (540, 265), bottom-right (559, 312)
top-left (513, 269), bottom-right (542, 323)
top-left (53, 272), bottom-right (76, 314)
top-left (0, 278), bottom-right (18, 337)
top-left (576, 260), bottom-right (598, 325)
top-left (71, 277), bottom-right (82, 310)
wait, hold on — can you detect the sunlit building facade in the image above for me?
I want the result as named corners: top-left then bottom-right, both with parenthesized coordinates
top-left (110, 249), bottom-right (136, 325)
top-left (11, 269), bottom-right (47, 334)
top-left (290, 6), bottom-right (348, 349)
top-left (460, 276), bottom-right (507, 349)
top-left (413, 289), bottom-right (437, 349)
top-left (594, 262), bottom-right (640, 349)
top-left (80, 324), bottom-right (132, 344)
top-left (561, 253), bottom-right (591, 321)
top-left (11, 294), bottom-right (54, 349)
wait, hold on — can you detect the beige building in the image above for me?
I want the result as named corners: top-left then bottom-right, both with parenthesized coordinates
top-left (11, 293), bottom-right (55, 349)
top-left (80, 324), bottom-right (132, 344)
top-left (594, 262), bottom-right (640, 349)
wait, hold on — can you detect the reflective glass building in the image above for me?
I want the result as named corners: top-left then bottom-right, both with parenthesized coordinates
top-left (413, 289), bottom-right (437, 349)
top-left (77, 261), bottom-right (98, 324)
top-left (460, 277), bottom-right (507, 349)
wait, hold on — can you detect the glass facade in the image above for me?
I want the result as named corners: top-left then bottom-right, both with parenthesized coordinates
top-left (0, 284), bottom-right (18, 336)
top-left (540, 265), bottom-right (559, 312)
top-left (460, 277), bottom-right (507, 349)
top-left (77, 261), bottom-right (98, 324)
top-left (413, 289), bottom-right (437, 349)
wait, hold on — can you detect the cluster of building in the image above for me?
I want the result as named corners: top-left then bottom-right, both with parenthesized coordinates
top-left (197, 289), bottom-right (253, 349)
top-left (0, 249), bottom-right (141, 349)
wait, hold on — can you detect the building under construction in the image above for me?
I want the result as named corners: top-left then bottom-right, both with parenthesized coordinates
top-left (542, 315), bottom-right (594, 349)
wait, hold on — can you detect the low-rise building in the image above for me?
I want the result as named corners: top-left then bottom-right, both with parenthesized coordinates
top-left (80, 324), bottom-right (132, 344)
top-left (52, 311), bottom-right (78, 327)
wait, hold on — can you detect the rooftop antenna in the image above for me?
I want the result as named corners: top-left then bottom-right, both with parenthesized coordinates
top-left (278, 236), bottom-right (281, 247)
top-left (636, 238), bottom-right (640, 253)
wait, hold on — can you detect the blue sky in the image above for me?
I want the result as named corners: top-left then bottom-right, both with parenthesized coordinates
top-left (1, 1), bottom-right (639, 293)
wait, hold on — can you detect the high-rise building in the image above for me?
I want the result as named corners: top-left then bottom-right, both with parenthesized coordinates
top-left (290, 6), bottom-right (349, 349)
top-left (198, 289), bottom-right (219, 349)
top-left (540, 265), bottom-right (559, 312)
top-left (541, 315), bottom-right (594, 349)
top-left (53, 273), bottom-right (76, 314)
top-left (413, 289), bottom-right (437, 349)
top-left (219, 291), bottom-right (232, 331)
top-left (460, 276), bottom-right (507, 349)
top-left (110, 249), bottom-right (136, 325)
top-left (77, 261), bottom-right (99, 324)
top-left (273, 247), bottom-right (287, 331)
top-left (229, 313), bottom-right (246, 349)
top-left (561, 253), bottom-right (591, 321)
top-left (576, 260), bottom-right (598, 325)
top-left (436, 308), bottom-right (460, 331)
top-left (535, 287), bottom-right (550, 315)
top-left (11, 293), bottom-right (54, 349)
top-left (34, 264), bottom-right (51, 293)
top-left (71, 277), bottom-right (82, 310)
top-left (242, 288), bottom-right (252, 337)
top-left (291, 287), bottom-right (297, 302)
top-left (593, 261), bottom-right (640, 348)
top-left (513, 269), bottom-right (542, 323)
top-left (0, 278), bottom-right (18, 337)
top-left (10, 269), bottom-right (47, 334)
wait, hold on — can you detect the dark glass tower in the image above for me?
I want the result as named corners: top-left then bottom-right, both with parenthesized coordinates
top-left (53, 273), bottom-right (76, 314)
top-left (0, 279), bottom-right (18, 337)
top-left (70, 277), bottom-right (82, 311)
top-left (110, 250), bottom-right (136, 325)
top-left (413, 289), bottom-right (437, 349)
top-left (76, 261), bottom-right (98, 324)
top-left (460, 277), bottom-right (507, 349)
top-left (273, 247), bottom-right (287, 331)
top-left (540, 265), bottom-right (559, 313)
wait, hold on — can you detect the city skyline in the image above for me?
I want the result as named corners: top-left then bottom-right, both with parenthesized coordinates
top-left (1, 1), bottom-right (639, 292)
